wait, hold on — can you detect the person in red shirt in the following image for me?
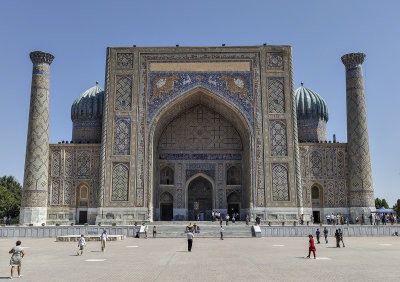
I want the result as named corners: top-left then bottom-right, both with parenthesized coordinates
top-left (307, 235), bottom-right (316, 259)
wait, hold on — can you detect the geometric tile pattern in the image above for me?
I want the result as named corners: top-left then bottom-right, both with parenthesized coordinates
top-left (337, 151), bottom-right (345, 177)
top-left (111, 163), bottom-right (129, 201)
top-left (116, 53), bottom-right (133, 69)
top-left (310, 151), bottom-right (322, 177)
top-left (326, 150), bottom-right (335, 177)
top-left (115, 76), bottom-right (132, 111)
top-left (272, 164), bottom-right (289, 201)
top-left (64, 180), bottom-right (72, 205)
top-left (158, 105), bottom-right (242, 151)
top-left (65, 151), bottom-right (73, 177)
top-left (51, 180), bottom-right (60, 205)
top-left (52, 152), bottom-right (61, 177)
top-left (270, 120), bottom-right (288, 156)
top-left (267, 78), bottom-right (285, 113)
top-left (113, 118), bottom-right (131, 155)
top-left (77, 152), bottom-right (90, 176)
top-left (266, 52), bottom-right (284, 71)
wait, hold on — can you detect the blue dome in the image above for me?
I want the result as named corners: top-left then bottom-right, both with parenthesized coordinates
top-left (295, 84), bottom-right (328, 122)
top-left (71, 83), bottom-right (104, 121)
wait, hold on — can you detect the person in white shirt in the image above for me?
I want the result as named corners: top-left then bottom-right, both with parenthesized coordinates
top-left (77, 235), bottom-right (86, 256)
top-left (144, 224), bottom-right (149, 239)
top-left (100, 230), bottom-right (108, 252)
top-left (187, 231), bottom-right (194, 252)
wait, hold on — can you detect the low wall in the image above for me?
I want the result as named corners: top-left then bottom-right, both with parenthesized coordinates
top-left (260, 225), bottom-right (400, 237)
top-left (0, 226), bottom-right (140, 238)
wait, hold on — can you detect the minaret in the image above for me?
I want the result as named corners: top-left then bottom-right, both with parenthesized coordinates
top-left (20, 51), bottom-right (54, 225)
top-left (341, 53), bottom-right (375, 221)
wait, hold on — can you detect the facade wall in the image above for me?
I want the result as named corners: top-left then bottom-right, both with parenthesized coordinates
top-left (47, 144), bottom-right (100, 224)
top-left (300, 143), bottom-right (349, 219)
top-left (98, 45), bottom-right (300, 222)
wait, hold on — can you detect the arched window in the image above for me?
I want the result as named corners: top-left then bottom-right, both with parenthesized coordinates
top-left (311, 186), bottom-right (320, 200)
top-left (160, 167), bottom-right (174, 185)
top-left (227, 166), bottom-right (241, 185)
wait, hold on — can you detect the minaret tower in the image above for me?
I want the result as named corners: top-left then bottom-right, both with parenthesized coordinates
top-left (341, 52), bottom-right (375, 220)
top-left (20, 51), bottom-right (54, 225)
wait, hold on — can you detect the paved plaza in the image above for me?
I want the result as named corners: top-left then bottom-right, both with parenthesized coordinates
top-left (0, 236), bottom-right (399, 281)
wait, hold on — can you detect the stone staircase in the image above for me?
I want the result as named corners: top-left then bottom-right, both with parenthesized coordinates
top-left (151, 221), bottom-right (254, 238)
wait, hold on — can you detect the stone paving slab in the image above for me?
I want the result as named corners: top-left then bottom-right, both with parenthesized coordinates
top-left (0, 236), bottom-right (399, 281)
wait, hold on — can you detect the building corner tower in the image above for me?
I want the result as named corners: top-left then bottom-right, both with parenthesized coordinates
top-left (341, 52), bottom-right (375, 221)
top-left (20, 51), bottom-right (54, 226)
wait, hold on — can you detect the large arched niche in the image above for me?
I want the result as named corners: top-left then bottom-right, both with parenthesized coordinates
top-left (148, 88), bottom-right (253, 220)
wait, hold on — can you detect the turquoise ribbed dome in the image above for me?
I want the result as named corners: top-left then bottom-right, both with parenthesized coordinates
top-left (71, 83), bottom-right (104, 121)
top-left (295, 84), bottom-right (329, 122)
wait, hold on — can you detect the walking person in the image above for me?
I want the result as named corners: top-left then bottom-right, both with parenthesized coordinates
top-left (335, 229), bottom-right (340, 248)
top-left (225, 214), bottom-right (230, 226)
top-left (220, 226), bottom-right (224, 240)
top-left (100, 230), bottom-right (108, 252)
top-left (219, 216), bottom-right (223, 226)
top-left (316, 228), bottom-right (320, 244)
top-left (187, 230), bottom-right (194, 252)
top-left (153, 226), bottom-right (157, 238)
top-left (9, 240), bottom-right (24, 279)
top-left (144, 224), bottom-right (149, 239)
top-left (323, 227), bottom-right (328, 244)
top-left (306, 235), bottom-right (316, 259)
top-left (77, 235), bottom-right (86, 255)
top-left (339, 229), bottom-right (345, 247)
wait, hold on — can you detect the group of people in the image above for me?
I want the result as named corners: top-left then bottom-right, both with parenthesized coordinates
top-left (211, 211), bottom-right (241, 224)
top-left (325, 213), bottom-right (348, 225)
top-left (307, 227), bottom-right (346, 259)
top-left (371, 213), bottom-right (398, 225)
top-left (77, 229), bottom-right (109, 256)
top-left (2, 216), bottom-right (12, 225)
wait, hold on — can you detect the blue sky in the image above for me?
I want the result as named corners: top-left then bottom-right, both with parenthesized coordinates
top-left (0, 0), bottom-right (399, 205)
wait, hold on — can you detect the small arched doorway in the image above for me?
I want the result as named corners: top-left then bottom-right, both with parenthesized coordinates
top-left (311, 185), bottom-right (323, 223)
top-left (160, 192), bottom-right (173, 221)
top-left (187, 176), bottom-right (213, 221)
top-left (76, 183), bottom-right (89, 224)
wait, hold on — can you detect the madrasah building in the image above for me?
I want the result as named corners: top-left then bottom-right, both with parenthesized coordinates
top-left (19, 45), bottom-right (375, 225)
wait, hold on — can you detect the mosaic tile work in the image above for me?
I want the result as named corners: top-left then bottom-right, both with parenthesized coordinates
top-left (51, 180), bottom-right (60, 205)
top-left (116, 53), bottom-right (133, 68)
top-left (266, 52), bottom-right (284, 70)
top-left (113, 117), bottom-right (131, 155)
top-left (63, 180), bottom-right (73, 205)
top-left (271, 164), bottom-right (289, 201)
top-left (310, 151), bottom-right (322, 177)
top-left (115, 76), bottom-right (132, 111)
top-left (270, 120), bottom-right (288, 156)
top-left (77, 152), bottom-right (90, 176)
top-left (148, 72), bottom-right (253, 126)
top-left (52, 152), bottom-right (61, 177)
top-left (159, 154), bottom-right (241, 160)
top-left (111, 163), bottom-right (129, 201)
top-left (267, 78), bottom-right (285, 113)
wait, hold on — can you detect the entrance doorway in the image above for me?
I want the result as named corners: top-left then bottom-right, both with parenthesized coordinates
top-left (160, 203), bottom-right (173, 221)
top-left (79, 211), bottom-right (87, 224)
top-left (188, 176), bottom-right (213, 221)
top-left (227, 192), bottom-right (241, 220)
top-left (313, 211), bottom-right (320, 223)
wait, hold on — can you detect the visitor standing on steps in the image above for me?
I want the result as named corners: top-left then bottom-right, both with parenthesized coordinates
top-left (9, 240), bottom-right (24, 279)
top-left (153, 226), bottom-right (157, 238)
top-left (77, 235), bottom-right (86, 255)
top-left (246, 214), bottom-right (249, 225)
top-left (100, 230), bottom-right (108, 252)
top-left (225, 214), bottom-right (230, 226)
top-left (187, 230), bottom-right (194, 252)
top-left (306, 235), bottom-right (316, 259)
top-left (220, 226), bottom-right (224, 240)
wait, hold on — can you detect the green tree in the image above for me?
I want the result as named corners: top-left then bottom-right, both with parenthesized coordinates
top-left (381, 199), bottom-right (389, 209)
top-left (0, 176), bottom-right (22, 222)
top-left (375, 198), bottom-right (382, 209)
top-left (393, 199), bottom-right (400, 215)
